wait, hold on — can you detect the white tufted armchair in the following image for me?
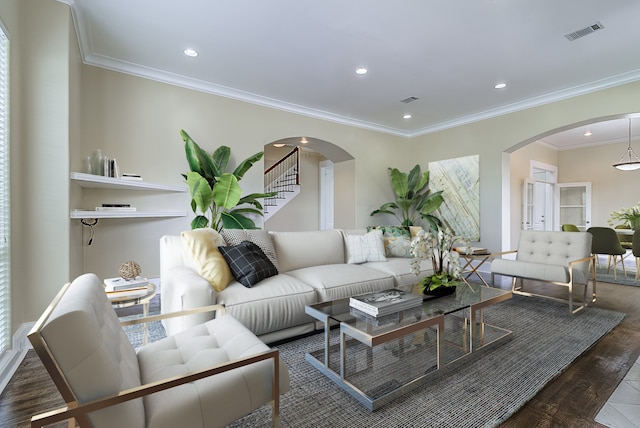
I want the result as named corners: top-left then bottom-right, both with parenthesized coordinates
top-left (27, 273), bottom-right (289, 427)
top-left (490, 230), bottom-right (596, 314)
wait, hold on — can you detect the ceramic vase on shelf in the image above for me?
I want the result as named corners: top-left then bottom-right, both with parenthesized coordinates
top-left (82, 156), bottom-right (93, 174)
top-left (91, 149), bottom-right (104, 176)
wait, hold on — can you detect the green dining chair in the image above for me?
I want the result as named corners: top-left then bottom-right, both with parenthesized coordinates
top-left (615, 224), bottom-right (633, 259)
top-left (587, 227), bottom-right (627, 280)
top-left (561, 224), bottom-right (580, 232)
top-left (633, 229), bottom-right (640, 282)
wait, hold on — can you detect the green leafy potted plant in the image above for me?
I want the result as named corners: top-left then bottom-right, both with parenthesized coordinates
top-left (370, 165), bottom-right (444, 230)
top-left (180, 129), bottom-right (276, 231)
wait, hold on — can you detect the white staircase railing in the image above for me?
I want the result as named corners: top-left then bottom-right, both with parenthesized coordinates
top-left (263, 147), bottom-right (300, 221)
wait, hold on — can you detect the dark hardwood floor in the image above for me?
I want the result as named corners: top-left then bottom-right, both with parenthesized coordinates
top-left (1, 280), bottom-right (638, 427)
top-left (499, 280), bottom-right (640, 428)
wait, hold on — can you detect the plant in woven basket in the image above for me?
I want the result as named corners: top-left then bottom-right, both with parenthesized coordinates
top-left (410, 227), bottom-right (468, 293)
top-left (181, 129), bottom-right (276, 231)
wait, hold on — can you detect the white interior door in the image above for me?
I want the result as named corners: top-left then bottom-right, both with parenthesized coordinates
top-left (523, 179), bottom-right (554, 231)
top-left (523, 162), bottom-right (558, 231)
top-left (319, 160), bottom-right (334, 230)
top-left (555, 182), bottom-right (592, 231)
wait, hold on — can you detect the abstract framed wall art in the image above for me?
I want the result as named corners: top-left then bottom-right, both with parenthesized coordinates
top-left (428, 155), bottom-right (480, 241)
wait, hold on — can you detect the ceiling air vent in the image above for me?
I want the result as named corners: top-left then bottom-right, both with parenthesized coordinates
top-left (564, 22), bottom-right (604, 41)
top-left (400, 96), bottom-right (419, 104)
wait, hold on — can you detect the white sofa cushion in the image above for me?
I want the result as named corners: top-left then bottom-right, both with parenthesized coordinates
top-left (491, 259), bottom-right (572, 283)
top-left (137, 314), bottom-right (290, 428)
top-left (364, 258), bottom-right (434, 290)
top-left (270, 229), bottom-right (345, 272)
top-left (217, 274), bottom-right (317, 336)
top-left (286, 264), bottom-right (395, 301)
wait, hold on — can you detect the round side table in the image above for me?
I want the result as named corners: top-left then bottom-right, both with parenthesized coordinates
top-left (106, 282), bottom-right (157, 344)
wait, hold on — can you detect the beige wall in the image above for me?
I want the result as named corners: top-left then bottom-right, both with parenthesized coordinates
top-left (407, 82), bottom-right (640, 253)
top-left (77, 66), bottom-right (408, 283)
top-left (5, 0), bottom-right (640, 335)
top-left (558, 141), bottom-right (640, 228)
top-left (509, 142), bottom-right (558, 248)
top-left (12, 0), bottom-right (73, 324)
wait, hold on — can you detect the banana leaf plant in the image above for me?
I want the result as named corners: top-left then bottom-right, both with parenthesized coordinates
top-left (180, 129), bottom-right (276, 231)
top-left (370, 165), bottom-right (444, 230)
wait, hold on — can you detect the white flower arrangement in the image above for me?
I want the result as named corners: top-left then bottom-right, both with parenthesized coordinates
top-left (608, 202), bottom-right (640, 229)
top-left (410, 227), bottom-right (468, 292)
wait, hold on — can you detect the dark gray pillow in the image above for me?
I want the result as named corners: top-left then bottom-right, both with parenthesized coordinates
top-left (218, 240), bottom-right (278, 287)
top-left (220, 229), bottom-right (280, 272)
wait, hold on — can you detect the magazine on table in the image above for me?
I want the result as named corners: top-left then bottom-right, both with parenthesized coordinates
top-left (454, 246), bottom-right (490, 255)
top-left (104, 276), bottom-right (149, 292)
top-left (350, 306), bottom-right (422, 327)
top-left (349, 288), bottom-right (423, 317)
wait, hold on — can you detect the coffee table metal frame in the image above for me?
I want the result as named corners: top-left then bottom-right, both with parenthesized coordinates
top-left (305, 284), bottom-right (512, 410)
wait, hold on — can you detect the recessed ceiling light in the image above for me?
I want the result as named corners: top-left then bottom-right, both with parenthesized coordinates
top-left (183, 48), bottom-right (198, 57)
top-left (494, 82), bottom-right (507, 89)
top-left (355, 68), bottom-right (368, 75)
top-left (403, 114), bottom-right (412, 119)
top-left (300, 137), bottom-right (308, 144)
top-left (584, 131), bottom-right (592, 137)
top-left (273, 143), bottom-right (285, 148)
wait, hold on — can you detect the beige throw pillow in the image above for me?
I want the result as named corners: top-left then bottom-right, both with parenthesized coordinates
top-left (181, 228), bottom-right (233, 292)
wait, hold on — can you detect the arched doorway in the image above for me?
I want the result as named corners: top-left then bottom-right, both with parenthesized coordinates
top-left (502, 113), bottom-right (640, 249)
top-left (264, 137), bottom-right (355, 231)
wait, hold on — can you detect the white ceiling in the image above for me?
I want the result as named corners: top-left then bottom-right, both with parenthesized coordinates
top-left (60, 0), bottom-right (640, 148)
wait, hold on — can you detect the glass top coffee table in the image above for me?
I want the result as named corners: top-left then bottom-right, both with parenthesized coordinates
top-left (305, 283), bottom-right (512, 410)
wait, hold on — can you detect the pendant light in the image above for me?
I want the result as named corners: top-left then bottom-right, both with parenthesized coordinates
top-left (613, 118), bottom-right (640, 171)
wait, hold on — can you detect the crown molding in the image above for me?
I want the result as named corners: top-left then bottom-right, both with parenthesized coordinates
top-left (63, 0), bottom-right (640, 139)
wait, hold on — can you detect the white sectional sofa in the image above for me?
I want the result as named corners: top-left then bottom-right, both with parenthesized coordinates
top-left (160, 228), bottom-right (433, 344)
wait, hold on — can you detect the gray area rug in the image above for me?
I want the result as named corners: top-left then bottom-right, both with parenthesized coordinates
top-left (595, 268), bottom-right (639, 287)
top-left (229, 295), bottom-right (624, 428)
top-left (116, 288), bottom-right (166, 349)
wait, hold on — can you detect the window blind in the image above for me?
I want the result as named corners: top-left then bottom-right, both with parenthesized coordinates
top-left (0, 27), bottom-right (10, 354)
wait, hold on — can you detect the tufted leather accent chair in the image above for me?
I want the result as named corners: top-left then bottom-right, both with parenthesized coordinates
top-left (28, 273), bottom-right (289, 427)
top-left (491, 230), bottom-right (596, 314)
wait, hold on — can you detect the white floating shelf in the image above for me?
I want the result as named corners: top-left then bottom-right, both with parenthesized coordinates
top-left (70, 210), bottom-right (187, 219)
top-left (70, 172), bottom-right (187, 192)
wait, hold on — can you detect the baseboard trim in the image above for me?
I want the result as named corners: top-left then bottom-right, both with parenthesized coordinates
top-left (0, 322), bottom-right (34, 395)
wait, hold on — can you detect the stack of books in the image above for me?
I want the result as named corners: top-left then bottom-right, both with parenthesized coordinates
top-left (349, 289), bottom-right (423, 317)
top-left (454, 246), bottom-right (490, 255)
top-left (103, 157), bottom-right (120, 178)
top-left (349, 306), bottom-right (422, 327)
top-left (104, 276), bottom-right (149, 298)
top-left (121, 173), bottom-right (142, 181)
top-left (96, 204), bottom-right (137, 212)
